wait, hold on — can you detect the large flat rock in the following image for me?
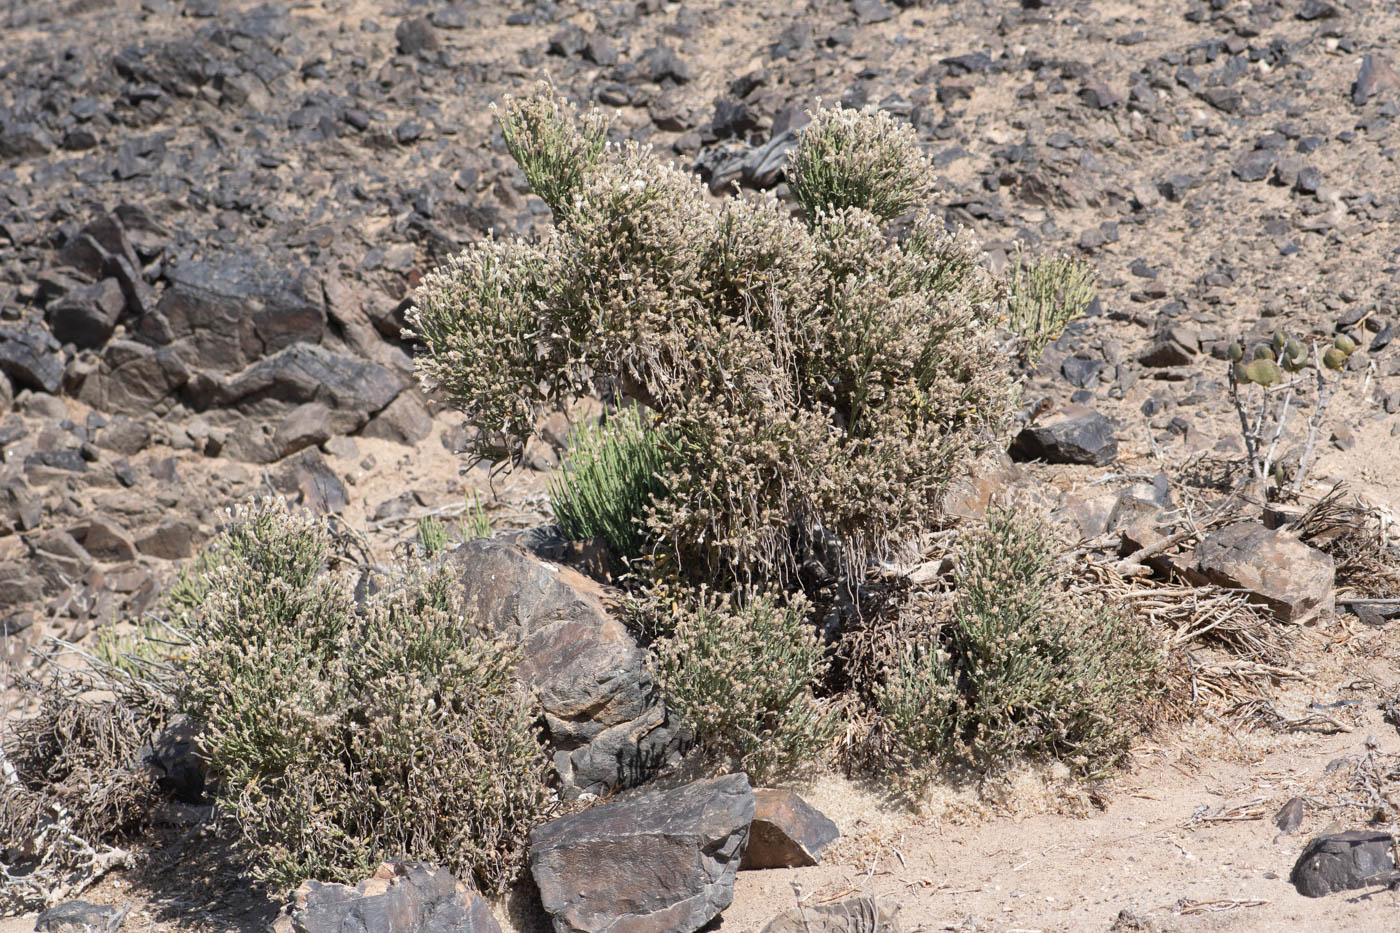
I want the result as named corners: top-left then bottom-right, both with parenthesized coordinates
top-left (529, 774), bottom-right (754, 933)
top-left (1192, 521), bottom-right (1334, 623)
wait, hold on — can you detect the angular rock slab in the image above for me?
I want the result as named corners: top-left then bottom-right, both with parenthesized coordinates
top-left (1192, 521), bottom-right (1334, 622)
top-left (741, 788), bottom-right (840, 870)
top-left (1011, 404), bottom-right (1118, 466)
top-left (443, 539), bottom-right (683, 797)
top-left (1291, 830), bottom-right (1395, 897)
top-left (35, 901), bottom-right (128, 933)
top-left (530, 773), bottom-right (755, 933)
top-left (271, 860), bottom-right (500, 933)
top-left (760, 897), bottom-right (900, 933)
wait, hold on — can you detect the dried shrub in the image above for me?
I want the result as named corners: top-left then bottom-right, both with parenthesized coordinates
top-left (648, 588), bottom-right (839, 784)
top-left (1293, 483), bottom-right (1400, 599)
top-left (1, 670), bottom-right (170, 911)
top-left (181, 500), bottom-right (550, 895)
top-left (878, 511), bottom-right (1160, 797)
top-left (410, 89), bottom-right (1017, 587)
top-left (548, 407), bottom-right (671, 563)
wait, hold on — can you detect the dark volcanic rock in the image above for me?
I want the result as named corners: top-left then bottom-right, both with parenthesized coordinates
top-left (395, 17), bottom-right (441, 57)
top-left (0, 477), bottom-right (43, 535)
top-left (194, 343), bottom-right (406, 440)
top-left (0, 322), bottom-right (64, 393)
top-left (1274, 797), bottom-right (1305, 835)
top-left (360, 391), bottom-right (432, 445)
top-left (46, 278), bottom-right (126, 348)
top-left (530, 774), bottom-right (753, 933)
top-left (1060, 355), bottom-right (1104, 388)
top-left (271, 448), bottom-right (349, 514)
top-left (1233, 149), bottom-right (1277, 182)
top-left (742, 788), bottom-right (840, 870)
top-left (76, 339), bottom-right (189, 416)
top-left (272, 401), bottom-right (334, 459)
top-left (443, 539), bottom-right (684, 797)
top-left (1291, 830), bottom-right (1395, 897)
top-left (0, 122), bottom-right (55, 160)
top-left (1012, 405), bottom-right (1118, 466)
top-left (1199, 86), bottom-right (1243, 113)
top-left (146, 254), bottom-right (326, 372)
top-left (1139, 327), bottom-right (1198, 367)
top-left (271, 860), bottom-right (500, 933)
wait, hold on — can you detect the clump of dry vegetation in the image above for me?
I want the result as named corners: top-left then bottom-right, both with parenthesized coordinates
top-left (179, 500), bottom-right (551, 896)
top-left (874, 511), bottom-right (1160, 798)
top-left (649, 587), bottom-right (840, 784)
top-left (1, 669), bottom-right (170, 911)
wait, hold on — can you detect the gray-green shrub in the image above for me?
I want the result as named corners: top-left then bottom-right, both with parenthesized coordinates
top-left (410, 88), bottom-right (1017, 587)
top-left (180, 500), bottom-right (549, 894)
top-left (649, 587), bottom-right (838, 784)
top-left (879, 511), bottom-right (1159, 796)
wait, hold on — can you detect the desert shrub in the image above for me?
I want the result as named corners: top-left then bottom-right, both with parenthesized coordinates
top-left (879, 511), bottom-right (1159, 796)
top-left (180, 500), bottom-right (549, 895)
top-left (649, 588), bottom-right (839, 784)
top-left (787, 101), bottom-right (937, 223)
top-left (410, 88), bottom-right (1017, 587)
top-left (1, 670), bottom-right (170, 911)
top-left (1003, 251), bottom-right (1097, 364)
top-left (547, 407), bottom-right (671, 563)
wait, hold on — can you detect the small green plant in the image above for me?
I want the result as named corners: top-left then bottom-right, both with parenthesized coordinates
top-left (1003, 251), bottom-right (1097, 364)
top-left (458, 490), bottom-right (491, 542)
top-left (879, 511), bottom-right (1158, 797)
top-left (91, 617), bottom-right (184, 677)
top-left (649, 587), bottom-right (839, 784)
top-left (416, 515), bottom-right (449, 557)
top-left (1227, 328), bottom-right (1355, 499)
top-left (180, 499), bottom-right (549, 895)
top-left (548, 408), bottom-right (670, 563)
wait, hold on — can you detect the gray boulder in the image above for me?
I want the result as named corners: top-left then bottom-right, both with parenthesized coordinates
top-left (443, 539), bottom-right (684, 797)
top-left (270, 860), bottom-right (500, 933)
top-left (1291, 830), bottom-right (1395, 897)
top-left (530, 773), bottom-right (754, 933)
top-left (760, 897), bottom-right (900, 933)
